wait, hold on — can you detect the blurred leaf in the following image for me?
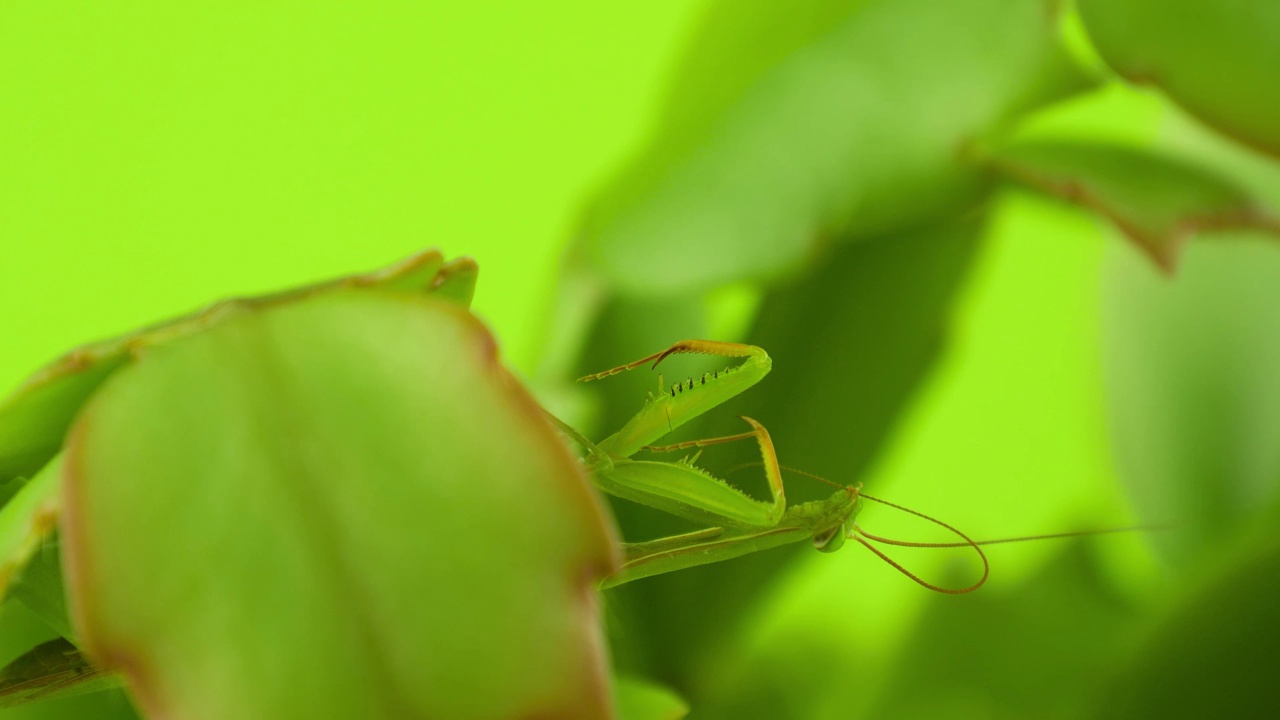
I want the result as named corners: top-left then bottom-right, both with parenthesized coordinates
top-left (0, 600), bottom-right (136, 719)
top-left (429, 256), bottom-right (480, 307)
top-left (0, 249), bottom-right (465, 486)
top-left (614, 676), bottom-right (689, 720)
top-left (0, 602), bottom-right (59, 669)
top-left (0, 639), bottom-right (121, 710)
top-left (1097, 532), bottom-right (1280, 719)
top-left (687, 630), bottom-right (851, 720)
top-left (10, 536), bottom-right (72, 641)
top-left (0, 459), bottom-right (60, 599)
top-left (1103, 237), bottom-right (1280, 564)
top-left (863, 542), bottom-right (1135, 720)
top-left (604, 216), bottom-right (984, 686)
top-left (0, 687), bottom-right (137, 720)
top-left (0, 546), bottom-right (132, 717)
top-left (992, 141), bottom-right (1280, 271)
top-left (0, 357), bottom-right (128, 485)
top-left (580, 0), bottom-right (1093, 296)
top-left (1078, 0), bottom-right (1280, 158)
top-left (62, 293), bottom-right (618, 719)
top-left (730, 216), bottom-right (985, 499)
top-left (686, 544), bottom-right (1141, 720)
top-left (1156, 99), bottom-right (1280, 213)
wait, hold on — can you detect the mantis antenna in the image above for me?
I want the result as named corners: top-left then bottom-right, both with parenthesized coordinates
top-left (864, 526), bottom-right (1161, 548)
top-left (770, 464), bottom-right (1164, 594)
top-left (853, 494), bottom-right (989, 595)
top-left (773, 464), bottom-right (989, 594)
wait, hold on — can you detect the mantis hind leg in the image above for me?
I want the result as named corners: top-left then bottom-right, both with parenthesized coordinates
top-left (642, 416), bottom-right (786, 522)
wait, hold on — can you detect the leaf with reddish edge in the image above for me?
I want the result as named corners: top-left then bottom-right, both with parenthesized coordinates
top-left (0, 249), bottom-right (473, 486)
top-left (991, 141), bottom-right (1280, 272)
top-left (62, 292), bottom-right (618, 719)
top-left (1079, 0), bottom-right (1280, 159)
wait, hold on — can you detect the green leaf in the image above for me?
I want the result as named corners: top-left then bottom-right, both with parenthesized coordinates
top-left (864, 542), bottom-right (1135, 720)
top-left (9, 536), bottom-right (73, 641)
top-left (428, 257), bottom-right (480, 307)
top-left (614, 676), bottom-right (689, 720)
top-left (1078, 0), bottom-right (1280, 159)
top-left (692, 541), bottom-right (1141, 720)
top-left (62, 292), bottom-right (618, 719)
top-left (1103, 237), bottom-right (1280, 563)
top-left (0, 551), bottom-right (129, 714)
top-left (0, 639), bottom-right (122, 710)
top-left (0, 358), bottom-right (129, 485)
top-left (0, 459), bottom-right (60, 599)
top-left (1098, 533), bottom-right (1280, 718)
top-left (0, 250), bottom-right (466, 485)
top-left (0, 596), bottom-right (139, 719)
top-left (730, 216), bottom-right (985, 503)
top-left (991, 141), bottom-right (1280, 271)
top-left (580, 0), bottom-right (1093, 296)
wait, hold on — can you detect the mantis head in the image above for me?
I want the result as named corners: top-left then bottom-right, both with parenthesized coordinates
top-left (781, 465), bottom-right (989, 593)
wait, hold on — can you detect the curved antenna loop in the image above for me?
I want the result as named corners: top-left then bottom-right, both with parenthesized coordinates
top-left (852, 493), bottom-right (989, 595)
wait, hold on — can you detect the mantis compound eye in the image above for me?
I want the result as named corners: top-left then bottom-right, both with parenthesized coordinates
top-left (812, 525), bottom-right (847, 553)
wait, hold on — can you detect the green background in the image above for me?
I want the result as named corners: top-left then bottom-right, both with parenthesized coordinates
top-left (0, 2), bottom-right (700, 381)
top-left (3, 1), bottom-right (1280, 718)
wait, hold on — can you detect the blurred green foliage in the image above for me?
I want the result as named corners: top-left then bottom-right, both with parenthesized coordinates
top-left (992, 141), bottom-right (1280, 270)
top-left (1080, 0), bottom-right (1280, 157)
top-left (0, 261), bottom-right (618, 717)
top-left (580, 0), bottom-right (1092, 294)
top-left (2, 0), bottom-right (1280, 718)
top-left (556, 0), bottom-right (1280, 717)
top-left (64, 293), bottom-right (615, 719)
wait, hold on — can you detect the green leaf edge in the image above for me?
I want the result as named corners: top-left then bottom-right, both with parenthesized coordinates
top-left (0, 249), bottom-right (477, 485)
top-left (990, 140), bottom-right (1280, 272)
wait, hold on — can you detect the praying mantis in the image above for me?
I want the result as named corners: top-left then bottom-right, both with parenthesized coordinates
top-left (550, 339), bottom-right (995, 593)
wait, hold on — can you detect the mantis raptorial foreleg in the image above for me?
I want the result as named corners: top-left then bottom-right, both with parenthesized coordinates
top-left (640, 416), bottom-right (786, 525)
top-left (569, 341), bottom-right (790, 530)
top-left (577, 339), bottom-right (768, 384)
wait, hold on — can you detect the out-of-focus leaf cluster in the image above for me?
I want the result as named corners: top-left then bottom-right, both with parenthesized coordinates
top-left (0, 254), bottom-right (620, 718)
top-left (542, 0), bottom-right (1280, 716)
top-left (2, 0), bottom-right (1278, 717)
